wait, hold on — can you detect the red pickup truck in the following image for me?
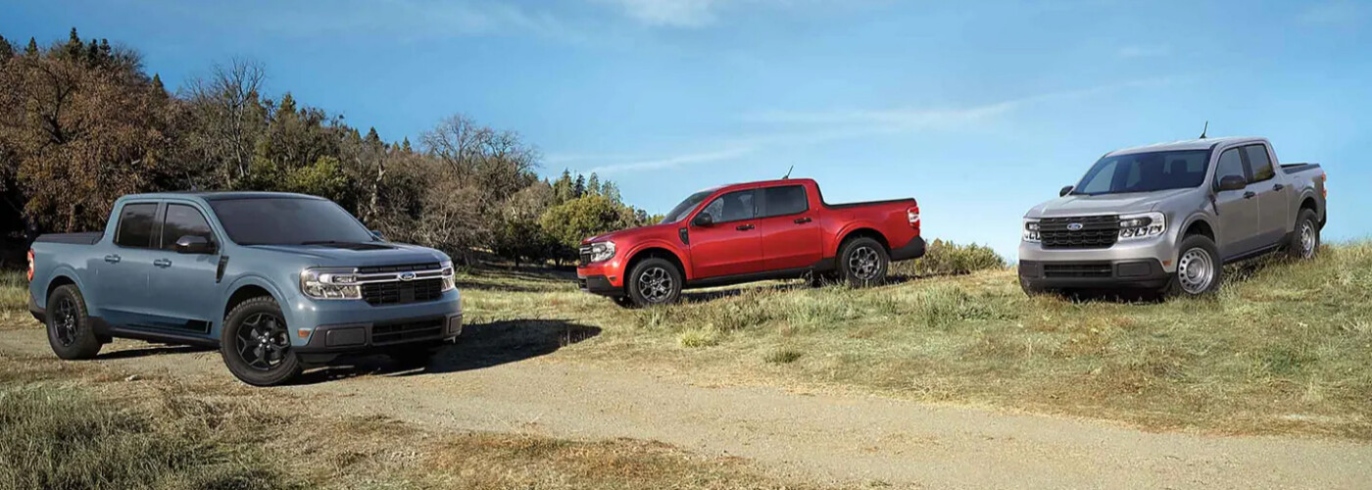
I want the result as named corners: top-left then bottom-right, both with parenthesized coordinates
top-left (576, 178), bottom-right (924, 306)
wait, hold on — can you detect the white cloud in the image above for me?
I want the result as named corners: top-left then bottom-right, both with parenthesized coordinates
top-left (584, 147), bottom-right (755, 174)
top-left (592, 0), bottom-right (724, 27)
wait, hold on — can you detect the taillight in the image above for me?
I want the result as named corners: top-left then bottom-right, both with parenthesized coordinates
top-left (26, 249), bottom-right (35, 282)
top-left (1320, 172), bottom-right (1327, 199)
top-left (906, 204), bottom-right (921, 234)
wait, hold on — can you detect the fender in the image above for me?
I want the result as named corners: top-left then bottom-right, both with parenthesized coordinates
top-left (1177, 212), bottom-right (1216, 257)
top-left (38, 265), bottom-right (91, 311)
top-left (623, 240), bottom-right (693, 281)
top-left (829, 220), bottom-right (888, 258)
top-left (220, 274), bottom-right (293, 336)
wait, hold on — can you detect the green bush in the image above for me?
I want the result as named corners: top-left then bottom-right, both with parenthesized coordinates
top-left (894, 239), bottom-right (1006, 277)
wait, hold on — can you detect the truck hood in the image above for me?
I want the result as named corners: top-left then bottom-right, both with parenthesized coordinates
top-left (244, 242), bottom-right (447, 268)
top-left (1028, 189), bottom-right (1190, 218)
top-left (582, 222), bottom-right (677, 244)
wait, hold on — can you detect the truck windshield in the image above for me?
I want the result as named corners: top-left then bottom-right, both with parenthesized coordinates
top-left (1072, 150), bottom-right (1211, 196)
top-left (209, 198), bottom-right (377, 246)
top-left (662, 190), bottom-right (715, 223)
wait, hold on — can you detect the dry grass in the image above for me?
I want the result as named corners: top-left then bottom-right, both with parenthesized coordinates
top-left (453, 242), bottom-right (1372, 440)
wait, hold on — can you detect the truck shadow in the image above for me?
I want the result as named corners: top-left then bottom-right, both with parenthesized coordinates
top-left (297, 320), bottom-right (601, 384)
top-left (97, 345), bottom-right (216, 360)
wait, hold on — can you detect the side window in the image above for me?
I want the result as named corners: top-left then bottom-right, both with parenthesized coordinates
top-left (1242, 145), bottom-right (1275, 183)
top-left (114, 203), bottom-right (158, 248)
top-left (760, 185), bottom-right (808, 217)
top-left (699, 190), bottom-right (756, 223)
top-left (161, 204), bottom-right (214, 250)
top-left (1213, 148), bottom-right (1246, 189)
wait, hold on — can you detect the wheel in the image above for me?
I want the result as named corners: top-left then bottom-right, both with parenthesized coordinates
top-left (838, 237), bottom-right (890, 287)
top-left (1162, 235), bottom-right (1222, 298)
top-left (626, 257), bottom-right (683, 307)
top-left (386, 344), bottom-right (438, 369)
top-left (220, 296), bottom-right (301, 386)
top-left (46, 285), bottom-right (102, 360)
top-left (1286, 209), bottom-right (1320, 260)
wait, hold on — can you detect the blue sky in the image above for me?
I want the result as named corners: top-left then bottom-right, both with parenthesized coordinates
top-left (7, 0), bottom-right (1369, 258)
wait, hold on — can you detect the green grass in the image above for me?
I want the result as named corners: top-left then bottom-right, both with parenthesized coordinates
top-left (453, 241), bottom-right (1372, 439)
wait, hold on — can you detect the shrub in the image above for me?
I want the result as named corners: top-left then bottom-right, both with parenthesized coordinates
top-left (894, 239), bottom-right (1006, 277)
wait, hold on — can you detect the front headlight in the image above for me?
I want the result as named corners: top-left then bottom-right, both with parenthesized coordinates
top-left (300, 267), bottom-right (362, 300)
top-left (1118, 212), bottom-right (1165, 240)
top-left (440, 261), bottom-right (456, 292)
top-left (588, 241), bottom-right (616, 263)
top-left (1022, 219), bottom-right (1041, 242)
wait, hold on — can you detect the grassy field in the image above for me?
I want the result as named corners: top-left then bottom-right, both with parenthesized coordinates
top-left (457, 241), bottom-right (1372, 440)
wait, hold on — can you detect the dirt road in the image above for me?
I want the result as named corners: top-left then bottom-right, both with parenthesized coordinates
top-left (2, 322), bottom-right (1368, 489)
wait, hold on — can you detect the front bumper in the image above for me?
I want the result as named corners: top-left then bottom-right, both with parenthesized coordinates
top-left (1019, 259), bottom-right (1171, 289)
top-left (1018, 234), bottom-right (1179, 274)
top-left (577, 258), bottom-right (626, 296)
top-left (287, 289), bottom-right (462, 353)
top-left (577, 275), bottom-right (620, 296)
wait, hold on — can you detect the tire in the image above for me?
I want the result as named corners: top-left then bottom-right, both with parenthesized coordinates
top-left (838, 237), bottom-right (890, 287)
top-left (46, 285), bottom-right (103, 360)
top-left (1162, 235), bottom-right (1223, 298)
top-left (386, 344), bottom-right (438, 369)
top-left (220, 296), bottom-right (302, 387)
top-left (1286, 209), bottom-right (1320, 260)
top-left (626, 257), bottom-right (683, 307)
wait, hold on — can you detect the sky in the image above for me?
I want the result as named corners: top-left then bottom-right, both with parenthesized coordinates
top-left (6, 0), bottom-right (1369, 259)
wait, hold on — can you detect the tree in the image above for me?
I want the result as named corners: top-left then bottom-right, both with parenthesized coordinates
top-left (573, 174), bottom-right (586, 197)
top-left (601, 181), bottom-right (621, 203)
top-left (586, 173), bottom-right (600, 197)
top-left (552, 169), bottom-right (574, 203)
top-left (540, 194), bottom-right (625, 253)
top-left (24, 38), bottom-right (38, 57)
top-left (0, 36), bottom-right (13, 60)
top-left (181, 58), bottom-right (268, 188)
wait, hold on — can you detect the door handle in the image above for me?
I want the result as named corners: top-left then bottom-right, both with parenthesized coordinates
top-left (103, 254), bottom-right (121, 264)
top-left (735, 224), bottom-right (754, 231)
top-left (1273, 183), bottom-right (1285, 191)
top-left (153, 258), bottom-right (172, 268)
top-left (1243, 191), bottom-right (1256, 199)
top-left (793, 217), bottom-right (812, 224)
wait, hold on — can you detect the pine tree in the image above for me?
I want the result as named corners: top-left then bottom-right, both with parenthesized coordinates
top-left (151, 73), bottom-right (165, 92)
top-left (85, 39), bottom-right (99, 65)
top-left (64, 27), bottom-right (83, 60)
top-left (586, 173), bottom-right (601, 197)
top-left (0, 35), bottom-right (13, 60)
top-left (98, 38), bottom-right (111, 59)
top-left (365, 127), bottom-right (381, 144)
top-left (573, 174), bottom-right (586, 198)
top-left (401, 137), bottom-right (413, 153)
top-left (278, 93), bottom-right (297, 114)
top-left (602, 181), bottom-right (621, 203)
top-left (25, 37), bottom-right (39, 57)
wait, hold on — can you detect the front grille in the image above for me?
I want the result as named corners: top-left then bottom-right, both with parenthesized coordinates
top-left (1040, 215), bottom-right (1119, 249)
top-left (1043, 263), bottom-right (1113, 278)
top-left (578, 246), bottom-right (593, 267)
top-left (358, 262), bottom-right (441, 274)
top-left (371, 317), bottom-right (444, 345)
top-left (361, 278), bottom-right (444, 305)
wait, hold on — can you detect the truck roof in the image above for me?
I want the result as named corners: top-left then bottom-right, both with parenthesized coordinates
top-left (1107, 136), bottom-right (1267, 157)
top-left (119, 191), bottom-right (326, 202)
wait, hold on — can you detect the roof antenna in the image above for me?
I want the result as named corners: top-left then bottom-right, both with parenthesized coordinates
top-left (1198, 121), bottom-right (1209, 139)
top-left (782, 165), bottom-right (793, 179)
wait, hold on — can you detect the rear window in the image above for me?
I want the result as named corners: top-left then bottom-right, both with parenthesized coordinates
top-left (114, 203), bottom-right (158, 248)
top-left (760, 185), bottom-right (808, 217)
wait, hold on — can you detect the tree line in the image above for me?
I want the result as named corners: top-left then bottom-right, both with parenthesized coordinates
top-left (0, 28), bottom-right (658, 267)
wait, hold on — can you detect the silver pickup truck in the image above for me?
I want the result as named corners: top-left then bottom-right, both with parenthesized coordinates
top-left (1019, 137), bottom-right (1327, 297)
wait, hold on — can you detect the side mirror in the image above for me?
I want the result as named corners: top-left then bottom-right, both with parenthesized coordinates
top-left (692, 214), bottom-right (715, 227)
top-left (1059, 186), bottom-right (1074, 197)
top-left (370, 229), bottom-right (386, 241)
top-left (1217, 175), bottom-right (1247, 192)
top-left (174, 235), bottom-right (215, 254)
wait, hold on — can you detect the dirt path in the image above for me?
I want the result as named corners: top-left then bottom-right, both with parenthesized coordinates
top-left (3, 327), bottom-right (1369, 490)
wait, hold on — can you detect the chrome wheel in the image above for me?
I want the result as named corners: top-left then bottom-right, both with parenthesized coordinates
top-left (848, 246), bottom-right (880, 280)
top-left (51, 296), bottom-right (78, 347)
top-left (235, 312), bottom-right (291, 371)
top-left (1177, 247), bottom-right (1215, 294)
top-left (637, 266), bottom-right (673, 303)
top-left (1299, 221), bottom-right (1317, 258)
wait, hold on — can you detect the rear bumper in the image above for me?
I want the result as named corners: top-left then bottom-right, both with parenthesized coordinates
top-left (1018, 259), bottom-right (1171, 289)
top-left (890, 236), bottom-right (927, 261)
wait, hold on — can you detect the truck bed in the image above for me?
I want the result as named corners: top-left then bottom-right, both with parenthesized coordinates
top-left (33, 232), bottom-right (103, 245)
top-left (1281, 163), bottom-right (1321, 174)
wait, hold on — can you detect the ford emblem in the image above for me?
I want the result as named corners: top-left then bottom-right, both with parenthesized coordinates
top-left (399, 272), bottom-right (416, 281)
top-left (1066, 222), bottom-right (1084, 231)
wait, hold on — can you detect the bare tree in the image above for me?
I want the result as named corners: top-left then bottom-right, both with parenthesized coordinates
top-left (181, 58), bottom-right (265, 188)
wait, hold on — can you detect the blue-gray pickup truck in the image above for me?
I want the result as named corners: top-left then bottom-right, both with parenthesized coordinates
top-left (26, 192), bottom-right (463, 386)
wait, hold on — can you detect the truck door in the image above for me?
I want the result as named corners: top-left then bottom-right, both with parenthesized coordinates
top-left (686, 188), bottom-right (764, 279)
top-left (1211, 147), bottom-right (1261, 259)
top-left (1242, 144), bottom-right (1290, 247)
top-left (755, 184), bottom-right (823, 271)
top-left (146, 202), bottom-right (223, 335)
top-left (91, 202), bottom-right (159, 327)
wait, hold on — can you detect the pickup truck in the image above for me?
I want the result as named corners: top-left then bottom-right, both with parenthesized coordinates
top-left (26, 192), bottom-right (463, 386)
top-left (1019, 137), bottom-right (1327, 297)
top-left (576, 178), bottom-right (924, 306)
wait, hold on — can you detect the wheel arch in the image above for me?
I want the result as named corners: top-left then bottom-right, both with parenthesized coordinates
top-left (221, 276), bottom-right (290, 327)
top-left (834, 226), bottom-right (891, 256)
top-left (624, 244), bottom-right (689, 282)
